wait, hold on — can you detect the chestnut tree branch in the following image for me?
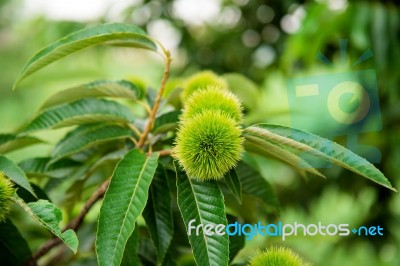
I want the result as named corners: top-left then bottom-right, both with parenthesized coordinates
top-left (136, 51), bottom-right (172, 148)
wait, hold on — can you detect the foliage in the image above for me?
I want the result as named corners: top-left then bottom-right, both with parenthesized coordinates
top-left (0, 20), bottom-right (396, 266)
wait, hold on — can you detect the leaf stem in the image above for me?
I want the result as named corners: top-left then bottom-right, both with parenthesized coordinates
top-left (136, 100), bottom-right (152, 115)
top-left (148, 149), bottom-right (171, 157)
top-left (127, 123), bottom-right (142, 138)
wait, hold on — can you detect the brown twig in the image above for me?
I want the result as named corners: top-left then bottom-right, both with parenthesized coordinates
top-left (158, 149), bottom-right (172, 157)
top-left (136, 51), bottom-right (172, 148)
top-left (65, 179), bottom-right (110, 231)
top-left (25, 179), bottom-right (110, 265)
top-left (147, 149), bottom-right (171, 157)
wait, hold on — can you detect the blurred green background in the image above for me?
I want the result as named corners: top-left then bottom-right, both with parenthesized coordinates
top-left (1, 0), bottom-right (399, 265)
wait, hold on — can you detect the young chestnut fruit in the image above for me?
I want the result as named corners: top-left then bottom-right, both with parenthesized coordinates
top-left (181, 70), bottom-right (228, 101)
top-left (174, 78), bottom-right (244, 180)
top-left (181, 86), bottom-right (243, 123)
top-left (0, 172), bottom-right (14, 222)
top-left (248, 246), bottom-right (309, 266)
top-left (174, 110), bottom-right (243, 180)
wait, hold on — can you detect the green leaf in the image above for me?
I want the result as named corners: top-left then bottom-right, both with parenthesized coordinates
top-left (142, 164), bottom-right (173, 265)
top-left (14, 23), bottom-right (157, 88)
top-left (244, 134), bottom-right (325, 178)
top-left (223, 168), bottom-right (242, 204)
top-left (176, 167), bottom-right (229, 266)
top-left (162, 255), bottom-right (177, 266)
top-left (228, 233), bottom-right (245, 263)
top-left (137, 235), bottom-right (157, 265)
top-left (121, 226), bottom-right (141, 266)
top-left (19, 158), bottom-right (52, 176)
top-left (19, 157), bottom-right (81, 178)
top-left (152, 110), bottom-right (181, 135)
top-left (51, 124), bottom-right (132, 162)
top-left (227, 215), bottom-right (245, 262)
top-left (146, 88), bottom-right (158, 107)
top-left (87, 148), bottom-right (128, 174)
top-left (96, 149), bottom-right (159, 266)
top-left (0, 156), bottom-right (36, 197)
top-left (0, 218), bottom-right (32, 266)
top-left (17, 183), bottom-right (50, 203)
top-left (41, 80), bottom-right (143, 110)
top-left (0, 134), bottom-right (45, 154)
top-left (236, 162), bottom-right (280, 212)
top-left (22, 99), bottom-right (135, 133)
top-left (12, 197), bottom-right (78, 253)
top-left (244, 124), bottom-right (396, 191)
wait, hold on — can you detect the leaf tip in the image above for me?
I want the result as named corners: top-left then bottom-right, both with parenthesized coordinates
top-left (315, 171), bottom-right (327, 179)
top-left (12, 75), bottom-right (24, 91)
top-left (380, 181), bottom-right (397, 192)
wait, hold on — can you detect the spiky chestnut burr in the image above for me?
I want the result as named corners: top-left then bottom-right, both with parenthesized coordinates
top-left (248, 246), bottom-right (309, 266)
top-left (0, 172), bottom-right (14, 222)
top-left (181, 71), bottom-right (228, 101)
top-left (182, 86), bottom-right (243, 123)
top-left (174, 110), bottom-right (243, 180)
